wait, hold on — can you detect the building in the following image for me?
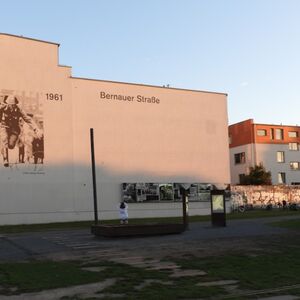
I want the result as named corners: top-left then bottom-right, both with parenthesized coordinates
top-left (0, 33), bottom-right (230, 225)
top-left (229, 119), bottom-right (300, 185)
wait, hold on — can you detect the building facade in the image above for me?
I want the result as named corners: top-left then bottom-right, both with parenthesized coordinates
top-left (0, 33), bottom-right (230, 225)
top-left (229, 119), bottom-right (300, 185)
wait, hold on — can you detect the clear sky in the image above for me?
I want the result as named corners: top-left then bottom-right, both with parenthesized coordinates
top-left (1, 0), bottom-right (299, 125)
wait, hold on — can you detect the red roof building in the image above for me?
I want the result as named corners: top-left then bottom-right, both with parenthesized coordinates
top-left (229, 119), bottom-right (300, 185)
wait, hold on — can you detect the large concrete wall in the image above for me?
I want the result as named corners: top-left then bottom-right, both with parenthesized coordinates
top-left (231, 185), bottom-right (300, 206)
top-left (0, 33), bottom-right (230, 225)
top-left (0, 34), bottom-right (76, 225)
top-left (71, 78), bottom-right (230, 220)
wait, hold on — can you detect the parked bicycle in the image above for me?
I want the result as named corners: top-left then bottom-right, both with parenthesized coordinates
top-left (230, 192), bottom-right (252, 213)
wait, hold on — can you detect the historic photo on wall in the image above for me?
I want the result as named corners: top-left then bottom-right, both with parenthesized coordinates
top-left (122, 183), bottom-right (213, 203)
top-left (0, 90), bottom-right (44, 171)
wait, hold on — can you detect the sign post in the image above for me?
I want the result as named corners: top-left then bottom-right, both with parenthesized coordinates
top-left (180, 184), bottom-right (190, 230)
top-left (90, 128), bottom-right (99, 225)
top-left (210, 189), bottom-right (226, 227)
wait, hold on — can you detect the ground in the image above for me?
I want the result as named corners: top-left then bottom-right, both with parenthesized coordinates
top-left (0, 214), bottom-right (299, 299)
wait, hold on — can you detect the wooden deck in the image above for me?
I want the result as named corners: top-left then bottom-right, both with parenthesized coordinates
top-left (91, 223), bottom-right (186, 237)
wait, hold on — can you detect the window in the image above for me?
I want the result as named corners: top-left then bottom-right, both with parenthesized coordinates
top-left (278, 172), bottom-right (286, 184)
top-left (276, 151), bottom-right (285, 163)
top-left (234, 152), bottom-right (245, 164)
top-left (290, 162), bottom-right (300, 170)
top-left (228, 135), bottom-right (232, 145)
top-left (289, 143), bottom-right (299, 151)
top-left (270, 128), bottom-right (274, 140)
top-left (275, 128), bottom-right (284, 140)
top-left (288, 131), bottom-right (298, 138)
top-left (257, 129), bottom-right (267, 136)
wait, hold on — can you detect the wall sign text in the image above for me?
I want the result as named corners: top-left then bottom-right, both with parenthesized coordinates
top-left (100, 91), bottom-right (160, 104)
top-left (46, 93), bottom-right (63, 101)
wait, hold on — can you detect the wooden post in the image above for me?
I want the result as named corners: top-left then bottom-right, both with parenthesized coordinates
top-left (90, 128), bottom-right (98, 225)
top-left (181, 188), bottom-right (189, 230)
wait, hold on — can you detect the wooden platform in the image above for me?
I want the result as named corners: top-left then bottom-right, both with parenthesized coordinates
top-left (91, 223), bottom-right (186, 237)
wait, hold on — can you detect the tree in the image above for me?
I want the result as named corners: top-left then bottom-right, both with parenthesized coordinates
top-left (241, 163), bottom-right (272, 185)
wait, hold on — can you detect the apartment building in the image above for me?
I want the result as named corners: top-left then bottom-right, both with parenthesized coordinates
top-left (229, 119), bottom-right (300, 185)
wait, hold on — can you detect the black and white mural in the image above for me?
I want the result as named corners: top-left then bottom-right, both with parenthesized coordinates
top-left (0, 90), bottom-right (44, 171)
top-left (122, 183), bottom-right (212, 203)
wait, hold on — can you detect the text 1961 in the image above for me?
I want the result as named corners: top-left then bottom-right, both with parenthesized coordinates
top-left (46, 93), bottom-right (63, 101)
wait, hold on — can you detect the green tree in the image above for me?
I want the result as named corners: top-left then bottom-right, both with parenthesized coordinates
top-left (241, 163), bottom-right (272, 185)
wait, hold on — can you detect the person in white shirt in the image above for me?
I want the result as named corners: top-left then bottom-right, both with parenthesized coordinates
top-left (119, 201), bottom-right (128, 224)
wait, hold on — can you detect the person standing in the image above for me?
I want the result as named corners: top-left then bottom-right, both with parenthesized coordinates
top-left (119, 201), bottom-right (128, 224)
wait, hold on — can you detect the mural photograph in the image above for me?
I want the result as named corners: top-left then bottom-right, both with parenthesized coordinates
top-left (0, 91), bottom-right (44, 171)
top-left (122, 183), bottom-right (212, 203)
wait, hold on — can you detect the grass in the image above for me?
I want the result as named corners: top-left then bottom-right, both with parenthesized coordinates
top-left (0, 221), bottom-right (94, 234)
top-left (0, 260), bottom-right (104, 294)
top-left (269, 218), bottom-right (300, 230)
top-left (0, 215), bottom-right (300, 298)
top-left (170, 234), bottom-right (300, 298)
top-left (175, 247), bottom-right (300, 290)
top-left (225, 209), bottom-right (300, 220)
top-left (101, 277), bottom-right (223, 300)
top-left (0, 210), bottom-right (299, 234)
top-left (0, 260), bottom-right (223, 299)
top-left (1, 237), bottom-right (300, 299)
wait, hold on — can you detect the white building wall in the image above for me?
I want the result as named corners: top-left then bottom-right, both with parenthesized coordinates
top-left (0, 34), bottom-right (76, 225)
top-left (0, 33), bottom-right (230, 225)
top-left (71, 78), bottom-right (230, 220)
top-left (229, 144), bottom-right (253, 184)
top-left (255, 144), bottom-right (300, 184)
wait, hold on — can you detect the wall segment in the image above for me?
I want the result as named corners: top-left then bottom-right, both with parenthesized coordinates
top-left (0, 33), bottom-right (230, 224)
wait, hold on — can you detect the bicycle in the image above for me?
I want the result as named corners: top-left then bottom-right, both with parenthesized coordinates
top-left (230, 192), bottom-right (248, 213)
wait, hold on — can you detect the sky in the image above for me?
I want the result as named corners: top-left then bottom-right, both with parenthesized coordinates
top-left (1, 0), bottom-right (300, 126)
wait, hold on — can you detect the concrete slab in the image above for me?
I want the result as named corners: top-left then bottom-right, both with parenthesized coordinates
top-left (256, 296), bottom-right (299, 300)
top-left (134, 279), bottom-right (173, 291)
top-left (80, 266), bottom-right (107, 272)
top-left (0, 279), bottom-right (116, 300)
top-left (197, 280), bottom-right (239, 286)
top-left (170, 269), bottom-right (207, 277)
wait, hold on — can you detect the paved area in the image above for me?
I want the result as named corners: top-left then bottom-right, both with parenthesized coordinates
top-left (0, 215), bottom-right (298, 262)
